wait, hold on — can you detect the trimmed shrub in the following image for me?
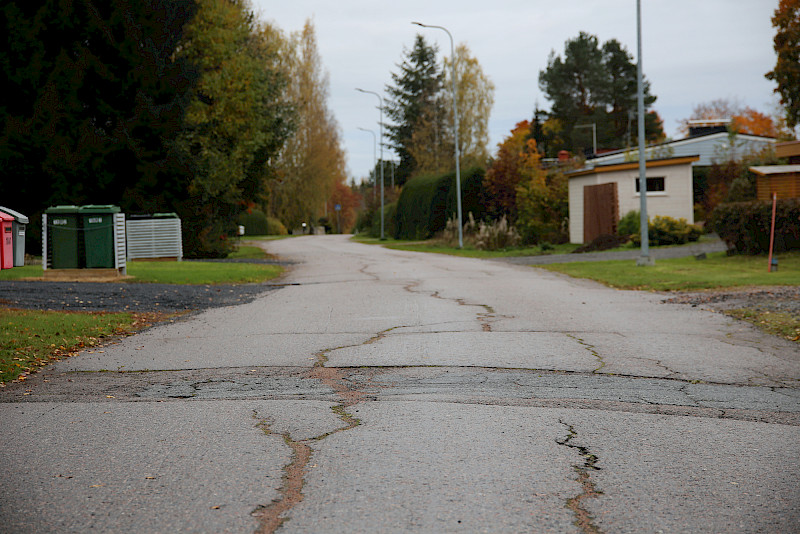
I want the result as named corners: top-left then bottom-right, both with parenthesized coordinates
top-left (708, 199), bottom-right (800, 254)
top-left (617, 210), bottom-right (640, 237)
top-left (631, 215), bottom-right (702, 246)
top-left (265, 217), bottom-right (287, 235)
top-left (394, 166), bottom-right (487, 240)
top-left (238, 210), bottom-right (287, 236)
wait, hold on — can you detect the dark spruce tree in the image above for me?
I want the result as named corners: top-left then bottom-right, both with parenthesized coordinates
top-left (384, 34), bottom-right (445, 187)
top-left (0, 0), bottom-right (198, 249)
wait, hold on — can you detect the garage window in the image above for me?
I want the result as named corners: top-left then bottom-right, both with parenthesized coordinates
top-left (635, 176), bottom-right (665, 194)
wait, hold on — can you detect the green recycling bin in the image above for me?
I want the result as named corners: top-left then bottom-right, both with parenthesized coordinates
top-left (45, 205), bottom-right (81, 269)
top-left (80, 205), bottom-right (120, 268)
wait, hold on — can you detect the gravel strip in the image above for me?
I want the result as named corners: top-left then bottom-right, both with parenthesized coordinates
top-left (661, 286), bottom-right (800, 316)
top-left (0, 280), bottom-right (274, 313)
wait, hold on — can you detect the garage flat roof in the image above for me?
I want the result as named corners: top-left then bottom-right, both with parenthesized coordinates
top-left (568, 155), bottom-right (700, 178)
top-left (750, 165), bottom-right (800, 176)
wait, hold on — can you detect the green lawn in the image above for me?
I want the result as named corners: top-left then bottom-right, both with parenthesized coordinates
top-left (126, 261), bottom-right (282, 285)
top-left (0, 248), bottom-right (282, 285)
top-left (0, 265), bottom-right (40, 280)
top-left (0, 309), bottom-right (154, 384)
top-left (535, 251), bottom-right (800, 291)
top-left (228, 244), bottom-right (270, 259)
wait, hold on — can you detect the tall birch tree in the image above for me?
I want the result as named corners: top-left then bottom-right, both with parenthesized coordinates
top-left (444, 43), bottom-right (495, 169)
top-left (269, 20), bottom-right (348, 230)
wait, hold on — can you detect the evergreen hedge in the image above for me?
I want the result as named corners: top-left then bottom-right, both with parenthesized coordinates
top-left (371, 202), bottom-right (397, 238)
top-left (708, 199), bottom-right (800, 254)
top-left (394, 167), bottom-right (487, 240)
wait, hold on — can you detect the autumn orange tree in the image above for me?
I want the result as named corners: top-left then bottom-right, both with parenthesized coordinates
top-left (484, 120), bottom-right (570, 244)
top-left (326, 182), bottom-right (362, 233)
top-left (483, 121), bottom-right (534, 220)
top-left (515, 164), bottom-right (568, 245)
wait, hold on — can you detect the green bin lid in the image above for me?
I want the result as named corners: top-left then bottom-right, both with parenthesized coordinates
top-left (79, 205), bottom-right (121, 214)
top-left (45, 205), bottom-right (80, 214)
top-left (0, 206), bottom-right (29, 224)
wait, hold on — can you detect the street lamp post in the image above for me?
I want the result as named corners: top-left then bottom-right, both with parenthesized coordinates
top-left (412, 21), bottom-right (463, 248)
top-left (356, 88), bottom-right (385, 240)
top-left (636, 0), bottom-right (653, 266)
top-left (357, 127), bottom-right (377, 202)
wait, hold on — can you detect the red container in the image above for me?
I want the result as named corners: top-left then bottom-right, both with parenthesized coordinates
top-left (0, 212), bottom-right (13, 269)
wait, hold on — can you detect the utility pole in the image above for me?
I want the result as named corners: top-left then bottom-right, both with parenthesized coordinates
top-left (636, 0), bottom-right (653, 266)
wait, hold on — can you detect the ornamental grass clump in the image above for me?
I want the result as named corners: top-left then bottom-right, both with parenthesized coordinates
top-left (474, 216), bottom-right (521, 250)
top-left (439, 213), bottom-right (520, 250)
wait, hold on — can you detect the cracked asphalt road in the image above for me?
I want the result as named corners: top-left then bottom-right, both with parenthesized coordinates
top-left (2, 235), bottom-right (799, 533)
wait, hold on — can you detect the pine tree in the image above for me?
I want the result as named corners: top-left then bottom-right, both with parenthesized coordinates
top-left (538, 32), bottom-right (663, 155)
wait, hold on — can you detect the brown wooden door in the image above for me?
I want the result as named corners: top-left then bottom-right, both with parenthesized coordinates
top-left (583, 183), bottom-right (619, 243)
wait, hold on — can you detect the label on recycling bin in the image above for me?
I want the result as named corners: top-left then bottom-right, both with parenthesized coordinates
top-left (53, 219), bottom-right (67, 225)
top-left (88, 217), bottom-right (103, 224)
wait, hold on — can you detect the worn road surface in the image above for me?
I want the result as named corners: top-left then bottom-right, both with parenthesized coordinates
top-left (2, 235), bottom-right (799, 533)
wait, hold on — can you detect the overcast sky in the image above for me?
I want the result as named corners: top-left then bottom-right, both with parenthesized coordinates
top-left (251, 0), bottom-right (779, 182)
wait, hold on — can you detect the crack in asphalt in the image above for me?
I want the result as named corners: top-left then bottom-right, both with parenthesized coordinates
top-left (251, 418), bottom-right (312, 534)
top-left (249, 330), bottom-right (385, 533)
top-left (556, 420), bottom-right (604, 534)
top-left (635, 356), bottom-right (682, 379)
top-left (403, 279), bottom-right (499, 332)
top-left (567, 334), bottom-right (607, 374)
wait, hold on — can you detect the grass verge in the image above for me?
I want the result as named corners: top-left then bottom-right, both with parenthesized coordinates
top-left (726, 309), bottom-right (800, 343)
top-left (126, 261), bottom-right (282, 285)
top-left (535, 251), bottom-right (800, 291)
top-left (228, 245), bottom-right (270, 259)
top-left (0, 261), bottom-right (282, 285)
top-left (0, 309), bottom-right (170, 384)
